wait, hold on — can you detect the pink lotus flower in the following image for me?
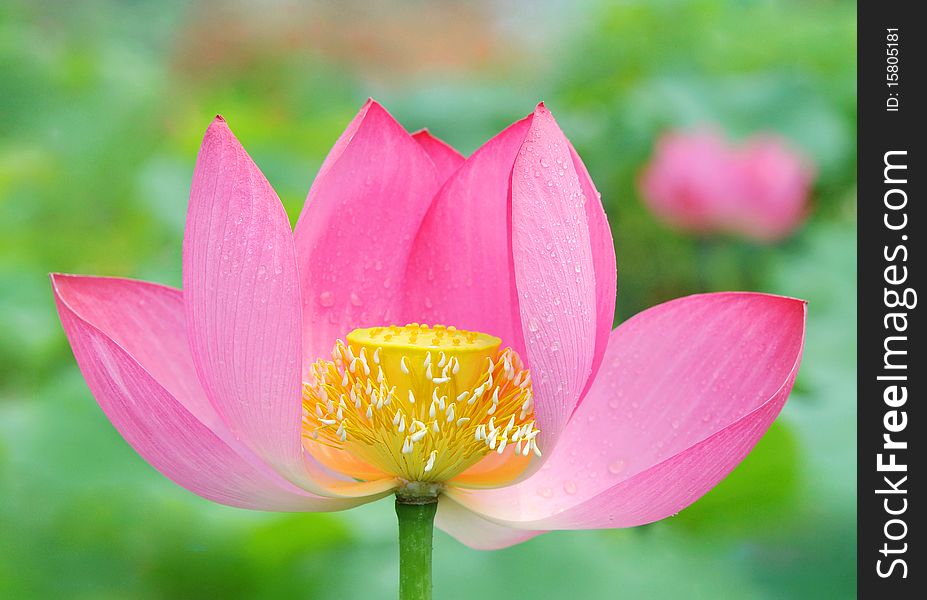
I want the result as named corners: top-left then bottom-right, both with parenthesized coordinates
top-left (639, 129), bottom-right (814, 241)
top-left (52, 100), bottom-right (806, 552)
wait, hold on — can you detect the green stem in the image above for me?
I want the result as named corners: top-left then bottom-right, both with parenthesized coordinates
top-left (396, 497), bottom-right (438, 600)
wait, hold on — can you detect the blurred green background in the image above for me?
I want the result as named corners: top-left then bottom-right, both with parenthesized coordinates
top-left (0, 0), bottom-right (856, 598)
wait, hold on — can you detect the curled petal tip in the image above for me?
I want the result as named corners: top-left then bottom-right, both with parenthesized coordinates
top-left (205, 115), bottom-right (233, 139)
top-left (362, 97), bottom-right (385, 112)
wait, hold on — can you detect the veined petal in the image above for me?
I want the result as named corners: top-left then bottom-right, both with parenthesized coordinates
top-left (436, 496), bottom-right (543, 550)
top-left (51, 274), bottom-right (221, 430)
top-left (569, 144), bottom-right (616, 405)
top-left (510, 104), bottom-right (598, 458)
top-left (293, 100), bottom-right (440, 363)
top-left (412, 129), bottom-right (466, 184)
top-left (52, 274), bottom-right (383, 511)
top-left (447, 293), bottom-right (806, 530)
top-left (183, 116), bottom-right (305, 479)
top-left (402, 116), bottom-right (532, 350)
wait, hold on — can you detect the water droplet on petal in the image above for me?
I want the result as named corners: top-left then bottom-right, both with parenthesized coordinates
top-left (537, 486), bottom-right (553, 498)
top-left (527, 318), bottom-right (539, 333)
top-left (563, 480), bottom-right (577, 495)
top-left (608, 459), bottom-right (625, 475)
top-left (349, 292), bottom-right (363, 307)
top-left (319, 291), bottom-right (334, 307)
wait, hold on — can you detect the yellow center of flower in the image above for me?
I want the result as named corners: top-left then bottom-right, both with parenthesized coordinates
top-left (302, 324), bottom-right (540, 484)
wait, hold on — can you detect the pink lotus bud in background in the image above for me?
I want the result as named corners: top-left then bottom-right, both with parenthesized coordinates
top-left (639, 129), bottom-right (814, 242)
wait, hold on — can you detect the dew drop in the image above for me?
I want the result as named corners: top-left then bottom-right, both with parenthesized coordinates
top-left (563, 480), bottom-right (577, 495)
top-left (537, 486), bottom-right (553, 498)
top-left (527, 318), bottom-right (540, 333)
top-left (608, 459), bottom-right (625, 475)
top-left (540, 158), bottom-right (550, 168)
top-left (349, 292), bottom-right (363, 307)
top-left (319, 291), bottom-right (334, 307)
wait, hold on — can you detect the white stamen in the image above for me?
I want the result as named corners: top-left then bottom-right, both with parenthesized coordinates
top-left (424, 450), bottom-right (437, 472)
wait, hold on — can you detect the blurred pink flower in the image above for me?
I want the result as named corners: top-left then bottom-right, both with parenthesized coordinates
top-left (52, 100), bottom-right (806, 549)
top-left (639, 129), bottom-right (814, 241)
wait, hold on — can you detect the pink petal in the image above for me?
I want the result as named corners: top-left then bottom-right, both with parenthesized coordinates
top-left (510, 104), bottom-right (598, 455)
top-left (447, 293), bottom-right (806, 530)
top-left (183, 116), bottom-right (305, 477)
top-left (402, 115), bottom-right (532, 349)
top-left (568, 144), bottom-right (617, 404)
top-left (436, 496), bottom-right (543, 550)
top-left (52, 274), bottom-right (381, 511)
top-left (293, 100), bottom-right (440, 363)
top-left (50, 274), bottom-right (221, 430)
top-left (412, 129), bottom-right (466, 184)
